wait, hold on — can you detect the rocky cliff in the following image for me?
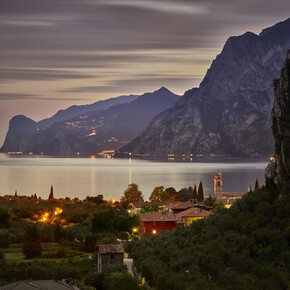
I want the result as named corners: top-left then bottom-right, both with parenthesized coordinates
top-left (269, 51), bottom-right (290, 194)
top-left (119, 19), bottom-right (290, 159)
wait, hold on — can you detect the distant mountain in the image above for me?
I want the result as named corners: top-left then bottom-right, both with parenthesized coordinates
top-left (0, 94), bottom-right (138, 153)
top-left (38, 94), bottom-right (139, 129)
top-left (0, 88), bottom-right (179, 155)
top-left (119, 18), bottom-right (290, 159)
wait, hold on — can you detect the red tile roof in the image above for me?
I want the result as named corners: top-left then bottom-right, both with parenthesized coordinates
top-left (175, 207), bottom-right (213, 219)
top-left (139, 210), bottom-right (177, 222)
top-left (168, 200), bottom-right (196, 210)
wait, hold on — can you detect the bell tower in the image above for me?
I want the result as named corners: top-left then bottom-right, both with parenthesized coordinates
top-left (214, 170), bottom-right (223, 200)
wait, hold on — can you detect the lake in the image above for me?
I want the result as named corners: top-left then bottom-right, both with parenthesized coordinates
top-left (0, 154), bottom-right (268, 201)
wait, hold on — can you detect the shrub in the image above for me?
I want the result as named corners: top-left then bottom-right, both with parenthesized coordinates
top-left (23, 241), bottom-right (42, 258)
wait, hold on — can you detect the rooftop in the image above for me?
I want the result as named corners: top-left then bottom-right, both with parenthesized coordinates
top-left (139, 210), bottom-right (177, 222)
top-left (98, 244), bottom-right (125, 254)
top-left (175, 207), bottom-right (213, 219)
top-left (0, 280), bottom-right (79, 290)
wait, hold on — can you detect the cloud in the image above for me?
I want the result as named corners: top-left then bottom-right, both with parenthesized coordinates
top-left (0, 68), bottom-right (94, 82)
top-left (0, 93), bottom-right (93, 101)
top-left (101, 0), bottom-right (208, 16)
top-left (60, 75), bottom-right (203, 94)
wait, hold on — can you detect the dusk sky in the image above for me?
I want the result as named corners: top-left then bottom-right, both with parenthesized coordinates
top-left (1, 0), bottom-right (290, 145)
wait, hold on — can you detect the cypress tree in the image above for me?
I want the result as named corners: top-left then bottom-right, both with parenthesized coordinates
top-left (193, 185), bottom-right (197, 200)
top-left (197, 181), bottom-right (204, 202)
top-left (49, 185), bottom-right (54, 199)
top-left (255, 178), bottom-right (259, 190)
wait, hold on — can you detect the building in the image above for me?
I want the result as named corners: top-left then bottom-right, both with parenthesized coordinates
top-left (97, 244), bottom-right (124, 273)
top-left (139, 210), bottom-right (178, 236)
top-left (139, 207), bottom-right (213, 236)
top-left (175, 207), bottom-right (213, 226)
top-left (213, 170), bottom-right (247, 206)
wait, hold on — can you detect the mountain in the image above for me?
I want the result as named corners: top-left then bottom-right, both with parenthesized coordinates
top-left (119, 18), bottom-right (290, 159)
top-left (0, 88), bottom-right (179, 155)
top-left (0, 94), bottom-right (138, 153)
top-left (37, 94), bottom-right (139, 129)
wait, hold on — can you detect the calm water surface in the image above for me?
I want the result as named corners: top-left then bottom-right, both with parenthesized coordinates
top-left (0, 154), bottom-right (267, 200)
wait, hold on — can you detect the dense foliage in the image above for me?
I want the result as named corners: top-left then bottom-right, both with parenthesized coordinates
top-left (121, 183), bottom-right (144, 208)
top-left (129, 184), bottom-right (290, 289)
top-left (84, 264), bottom-right (145, 290)
top-left (91, 208), bottom-right (139, 233)
top-left (0, 261), bottom-right (80, 284)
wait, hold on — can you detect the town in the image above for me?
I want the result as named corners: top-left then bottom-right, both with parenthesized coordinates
top-left (0, 171), bottom-right (254, 289)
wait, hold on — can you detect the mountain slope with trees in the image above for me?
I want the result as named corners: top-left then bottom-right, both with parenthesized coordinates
top-left (127, 53), bottom-right (290, 289)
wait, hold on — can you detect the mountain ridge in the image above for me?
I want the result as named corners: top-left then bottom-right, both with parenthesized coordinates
top-left (118, 18), bottom-right (290, 159)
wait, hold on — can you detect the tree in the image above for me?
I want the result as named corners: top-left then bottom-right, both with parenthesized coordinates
top-left (120, 183), bottom-right (143, 208)
top-left (188, 186), bottom-right (194, 199)
top-left (193, 184), bottom-right (197, 200)
top-left (0, 208), bottom-right (10, 228)
top-left (49, 185), bottom-right (54, 199)
top-left (179, 188), bottom-right (190, 202)
top-left (23, 241), bottom-right (42, 258)
top-left (255, 178), bottom-right (259, 190)
top-left (149, 186), bottom-right (170, 202)
top-left (197, 181), bottom-right (204, 202)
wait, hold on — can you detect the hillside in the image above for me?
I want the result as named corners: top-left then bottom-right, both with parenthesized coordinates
top-left (128, 52), bottom-right (290, 290)
top-left (0, 88), bottom-right (179, 155)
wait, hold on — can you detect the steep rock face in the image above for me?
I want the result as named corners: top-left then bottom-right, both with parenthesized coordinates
top-left (271, 51), bottom-right (290, 194)
top-left (120, 19), bottom-right (290, 158)
top-left (0, 115), bottom-right (37, 152)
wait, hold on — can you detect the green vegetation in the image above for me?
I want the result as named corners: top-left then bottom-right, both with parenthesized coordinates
top-left (197, 181), bottom-right (204, 202)
top-left (121, 183), bottom-right (144, 208)
top-left (149, 186), bottom-right (171, 202)
top-left (84, 264), bottom-right (145, 290)
top-left (128, 183), bottom-right (290, 289)
top-left (91, 208), bottom-right (139, 233)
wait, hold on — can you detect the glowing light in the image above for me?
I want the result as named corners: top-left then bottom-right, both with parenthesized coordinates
top-left (133, 227), bottom-right (138, 232)
top-left (152, 229), bottom-right (157, 234)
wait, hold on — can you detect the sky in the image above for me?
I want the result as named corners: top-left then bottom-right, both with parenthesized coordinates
top-left (1, 0), bottom-right (290, 145)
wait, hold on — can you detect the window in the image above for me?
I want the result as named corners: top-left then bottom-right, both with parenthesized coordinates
top-left (217, 182), bottom-right (220, 186)
top-left (153, 221), bottom-right (156, 225)
top-left (111, 254), bottom-right (114, 259)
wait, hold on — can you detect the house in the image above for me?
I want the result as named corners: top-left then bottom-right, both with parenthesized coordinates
top-left (97, 244), bottom-right (124, 273)
top-left (175, 207), bottom-right (213, 226)
top-left (139, 210), bottom-right (178, 236)
top-left (0, 280), bottom-right (80, 290)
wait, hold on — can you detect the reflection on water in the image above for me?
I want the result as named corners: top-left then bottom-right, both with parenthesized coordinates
top-left (0, 154), bottom-right (267, 200)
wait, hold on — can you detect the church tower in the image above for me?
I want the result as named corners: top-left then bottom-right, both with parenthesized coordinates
top-left (214, 170), bottom-right (223, 200)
